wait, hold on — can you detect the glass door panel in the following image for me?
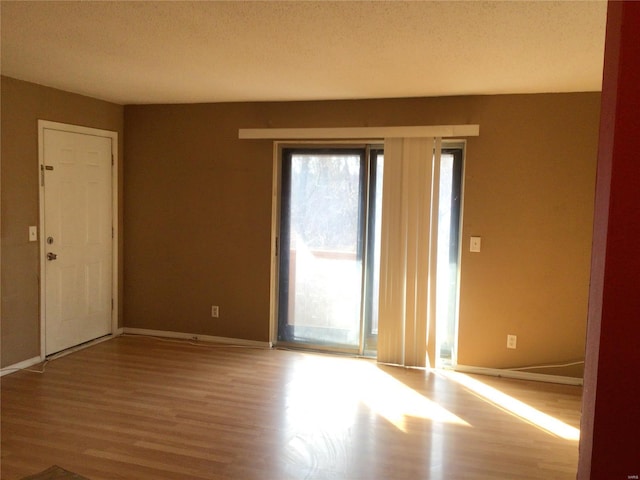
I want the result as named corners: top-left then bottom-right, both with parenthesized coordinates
top-left (436, 148), bottom-right (463, 367)
top-left (278, 149), bottom-right (366, 350)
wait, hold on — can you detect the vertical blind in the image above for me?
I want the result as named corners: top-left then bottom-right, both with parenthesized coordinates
top-left (377, 137), bottom-right (442, 367)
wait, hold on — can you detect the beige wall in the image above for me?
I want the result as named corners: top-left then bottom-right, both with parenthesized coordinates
top-left (1, 76), bottom-right (124, 367)
top-left (0, 77), bottom-right (597, 375)
top-left (124, 93), bottom-right (599, 377)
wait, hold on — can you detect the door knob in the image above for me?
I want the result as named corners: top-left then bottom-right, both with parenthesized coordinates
top-left (47, 252), bottom-right (57, 261)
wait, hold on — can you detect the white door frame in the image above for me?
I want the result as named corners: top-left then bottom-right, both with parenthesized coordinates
top-left (38, 120), bottom-right (119, 359)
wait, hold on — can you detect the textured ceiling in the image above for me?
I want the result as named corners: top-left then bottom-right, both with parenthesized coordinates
top-left (1, 1), bottom-right (607, 105)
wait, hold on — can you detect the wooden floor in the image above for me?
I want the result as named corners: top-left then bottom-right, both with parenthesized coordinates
top-left (1, 336), bottom-right (582, 480)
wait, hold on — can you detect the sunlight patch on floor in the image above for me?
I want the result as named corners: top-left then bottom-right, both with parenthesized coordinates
top-left (442, 371), bottom-right (580, 441)
top-left (285, 355), bottom-right (469, 433)
top-left (358, 362), bottom-right (470, 432)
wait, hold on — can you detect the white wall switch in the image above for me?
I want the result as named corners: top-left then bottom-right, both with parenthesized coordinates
top-left (507, 334), bottom-right (517, 349)
top-left (29, 226), bottom-right (38, 242)
top-left (470, 236), bottom-right (481, 252)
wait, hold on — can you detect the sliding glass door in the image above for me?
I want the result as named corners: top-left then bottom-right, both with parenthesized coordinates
top-left (276, 144), bottom-right (463, 359)
top-left (277, 148), bottom-right (381, 354)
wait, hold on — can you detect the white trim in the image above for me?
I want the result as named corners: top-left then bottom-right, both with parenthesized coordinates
top-left (452, 364), bottom-right (584, 386)
top-left (38, 120), bottom-right (119, 358)
top-left (111, 135), bottom-right (119, 338)
top-left (269, 142), bottom-right (281, 346)
top-left (239, 125), bottom-right (480, 140)
top-left (0, 356), bottom-right (42, 377)
top-left (122, 328), bottom-right (273, 348)
top-left (47, 333), bottom-right (118, 360)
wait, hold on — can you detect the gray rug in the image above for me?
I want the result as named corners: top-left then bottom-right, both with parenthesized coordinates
top-left (20, 465), bottom-right (89, 480)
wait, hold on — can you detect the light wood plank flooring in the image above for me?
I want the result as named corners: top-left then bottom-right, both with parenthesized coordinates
top-left (1, 336), bottom-right (582, 479)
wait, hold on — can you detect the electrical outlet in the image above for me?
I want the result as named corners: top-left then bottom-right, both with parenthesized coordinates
top-left (507, 334), bottom-right (517, 349)
top-left (211, 305), bottom-right (219, 318)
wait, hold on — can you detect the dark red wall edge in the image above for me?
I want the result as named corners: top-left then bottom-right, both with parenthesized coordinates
top-left (578, 1), bottom-right (640, 478)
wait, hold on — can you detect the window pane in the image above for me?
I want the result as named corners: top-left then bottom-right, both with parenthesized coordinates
top-left (436, 151), bottom-right (462, 367)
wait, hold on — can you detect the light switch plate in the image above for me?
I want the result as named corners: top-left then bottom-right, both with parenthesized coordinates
top-left (470, 236), bottom-right (481, 252)
top-left (29, 226), bottom-right (38, 242)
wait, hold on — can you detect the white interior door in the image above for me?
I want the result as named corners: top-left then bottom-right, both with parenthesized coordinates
top-left (42, 127), bottom-right (113, 355)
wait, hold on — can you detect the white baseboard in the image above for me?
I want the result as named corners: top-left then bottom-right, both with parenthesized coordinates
top-left (54, 333), bottom-right (119, 357)
top-left (0, 329), bottom-right (266, 377)
top-left (453, 364), bottom-right (583, 386)
top-left (122, 327), bottom-right (272, 348)
top-left (1, 356), bottom-right (43, 377)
